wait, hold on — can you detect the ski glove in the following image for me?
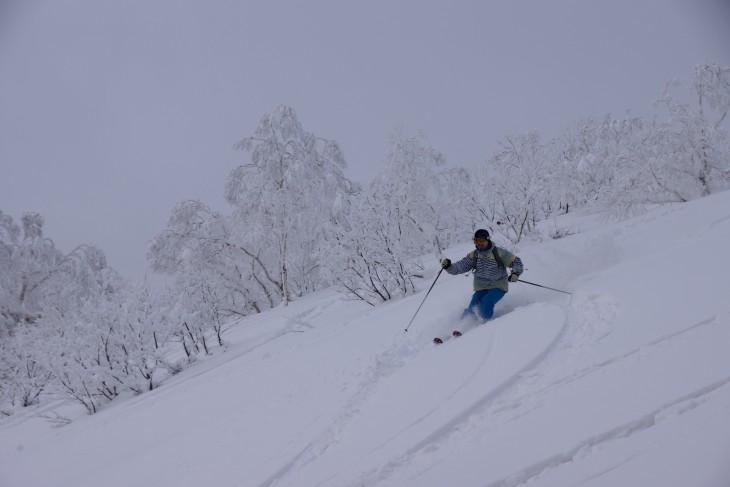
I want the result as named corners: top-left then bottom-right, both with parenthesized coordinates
top-left (508, 272), bottom-right (520, 282)
top-left (441, 259), bottom-right (451, 270)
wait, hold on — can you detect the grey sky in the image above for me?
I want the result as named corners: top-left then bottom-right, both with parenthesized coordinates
top-left (1, 0), bottom-right (728, 279)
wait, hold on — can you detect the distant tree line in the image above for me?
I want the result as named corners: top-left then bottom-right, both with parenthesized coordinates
top-left (1, 62), bottom-right (728, 417)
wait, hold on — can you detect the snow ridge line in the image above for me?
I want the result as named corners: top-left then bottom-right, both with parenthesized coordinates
top-left (483, 375), bottom-right (730, 487)
top-left (135, 302), bottom-right (344, 403)
top-left (345, 312), bottom-right (568, 487)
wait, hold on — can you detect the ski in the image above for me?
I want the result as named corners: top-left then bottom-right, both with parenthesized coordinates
top-left (433, 330), bottom-right (462, 344)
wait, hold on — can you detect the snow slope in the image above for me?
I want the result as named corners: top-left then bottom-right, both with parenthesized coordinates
top-left (2, 191), bottom-right (730, 487)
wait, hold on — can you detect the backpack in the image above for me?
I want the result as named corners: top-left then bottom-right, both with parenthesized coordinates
top-left (469, 247), bottom-right (505, 272)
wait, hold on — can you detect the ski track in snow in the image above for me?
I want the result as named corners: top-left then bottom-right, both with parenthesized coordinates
top-left (353, 330), bottom-right (499, 459)
top-left (397, 312), bottom-right (730, 487)
top-left (495, 314), bottom-right (721, 416)
top-left (348, 302), bottom-right (728, 486)
top-left (708, 213), bottom-right (730, 230)
top-left (483, 315), bottom-right (730, 487)
top-left (334, 306), bottom-right (568, 487)
top-left (256, 304), bottom-right (565, 487)
top-left (483, 375), bottom-right (730, 487)
top-left (255, 327), bottom-right (427, 487)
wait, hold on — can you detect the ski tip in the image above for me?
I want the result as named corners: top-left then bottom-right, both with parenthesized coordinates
top-left (433, 337), bottom-right (444, 344)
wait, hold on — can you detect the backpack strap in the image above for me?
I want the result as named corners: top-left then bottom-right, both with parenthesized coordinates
top-left (492, 247), bottom-right (505, 268)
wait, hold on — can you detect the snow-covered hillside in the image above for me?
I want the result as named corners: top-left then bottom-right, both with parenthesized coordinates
top-left (2, 192), bottom-right (730, 487)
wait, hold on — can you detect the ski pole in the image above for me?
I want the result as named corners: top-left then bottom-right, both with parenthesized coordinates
top-left (517, 279), bottom-right (572, 295)
top-left (404, 268), bottom-right (443, 334)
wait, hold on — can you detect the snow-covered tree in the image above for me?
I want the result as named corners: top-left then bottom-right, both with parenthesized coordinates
top-left (0, 211), bottom-right (118, 337)
top-left (326, 129), bottom-right (447, 304)
top-left (225, 105), bottom-right (358, 304)
top-left (482, 130), bottom-right (554, 242)
top-left (166, 274), bottom-right (229, 357)
top-left (327, 194), bottom-right (420, 305)
top-left (30, 283), bottom-right (173, 414)
top-left (440, 166), bottom-right (493, 228)
top-left (0, 329), bottom-right (52, 408)
top-left (374, 128), bottom-right (449, 253)
top-left (554, 114), bottom-right (653, 218)
top-left (650, 62), bottom-right (730, 200)
top-left (587, 63), bottom-right (730, 218)
top-left (147, 200), bottom-right (267, 315)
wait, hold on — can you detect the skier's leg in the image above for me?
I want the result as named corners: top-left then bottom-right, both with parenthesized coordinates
top-left (461, 290), bottom-right (487, 320)
top-left (478, 289), bottom-right (506, 321)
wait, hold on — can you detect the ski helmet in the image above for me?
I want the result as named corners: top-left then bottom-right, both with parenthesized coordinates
top-left (474, 229), bottom-right (490, 239)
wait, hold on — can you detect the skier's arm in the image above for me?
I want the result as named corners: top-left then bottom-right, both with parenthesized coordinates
top-left (444, 254), bottom-right (475, 275)
top-left (509, 256), bottom-right (524, 275)
top-left (498, 248), bottom-right (524, 275)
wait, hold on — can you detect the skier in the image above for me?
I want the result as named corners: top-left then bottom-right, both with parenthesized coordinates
top-left (440, 229), bottom-right (523, 324)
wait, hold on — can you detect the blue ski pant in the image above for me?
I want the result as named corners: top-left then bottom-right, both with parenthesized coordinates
top-left (461, 288), bottom-right (506, 322)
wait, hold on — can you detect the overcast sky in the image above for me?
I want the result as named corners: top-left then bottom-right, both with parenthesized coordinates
top-left (1, 0), bottom-right (729, 279)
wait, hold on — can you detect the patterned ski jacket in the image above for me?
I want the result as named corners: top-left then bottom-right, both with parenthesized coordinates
top-left (445, 243), bottom-right (523, 292)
